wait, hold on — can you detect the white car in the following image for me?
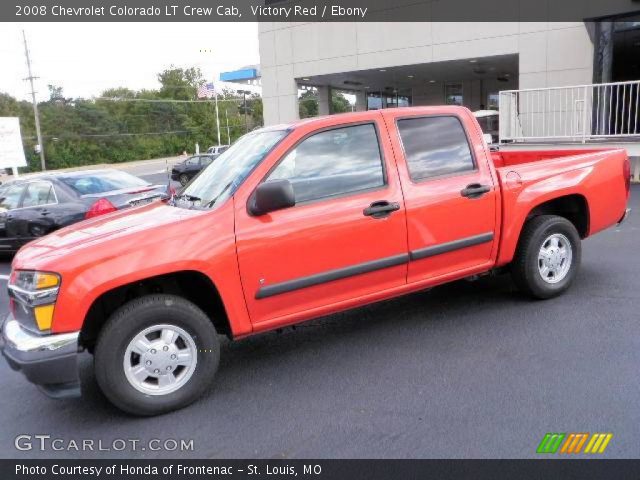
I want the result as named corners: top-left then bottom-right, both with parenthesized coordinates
top-left (206, 145), bottom-right (229, 156)
top-left (473, 110), bottom-right (499, 144)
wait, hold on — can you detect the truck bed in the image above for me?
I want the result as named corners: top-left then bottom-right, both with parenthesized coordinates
top-left (490, 148), bottom-right (608, 168)
top-left (491, 147), bottom-right (630, 267)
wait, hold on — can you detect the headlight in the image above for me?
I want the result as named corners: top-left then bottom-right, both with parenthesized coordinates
top-left (12, 270), bottom-right (60, 291)
top-left (8, 270), bottom-right (61, 332)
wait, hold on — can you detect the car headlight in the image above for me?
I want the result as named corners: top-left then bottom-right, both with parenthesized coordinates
top-left (8, 270), bottom-right (61, 332)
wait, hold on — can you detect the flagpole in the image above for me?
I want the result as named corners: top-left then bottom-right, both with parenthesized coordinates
top-left (214, 84), bottom-right (221, 146)
top-left (225, 109), bottom-right (230, 144)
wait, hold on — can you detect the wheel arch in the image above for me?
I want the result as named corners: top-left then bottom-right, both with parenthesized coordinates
top-left (79, 270), bottom-right (232, 352)
top-left (525, 194), bottom-right (590, 239)
top-left (497, 192), bottom-right (590, 266)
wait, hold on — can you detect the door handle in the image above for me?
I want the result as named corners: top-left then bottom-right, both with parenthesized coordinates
top-left (40, 210), bottom-right (50, 216)
top-left (460, 183), bottom-right (491, 199)
top-left (363, 200), bottom-right (400, 219)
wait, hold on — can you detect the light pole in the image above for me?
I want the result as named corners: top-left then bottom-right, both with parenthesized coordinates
top-left (237, 90), bottom-right (251, 133)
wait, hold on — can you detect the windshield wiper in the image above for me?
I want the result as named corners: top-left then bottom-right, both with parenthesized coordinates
top-left (175, 193), bottom-right (201, 202)
top-left (204, 181), bottom-right (233, 208)
top-left (170, 193), bottom-right (202, 209)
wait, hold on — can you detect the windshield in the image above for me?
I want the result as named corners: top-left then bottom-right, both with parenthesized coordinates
top-left (175, 129), bottom-right (288, 209)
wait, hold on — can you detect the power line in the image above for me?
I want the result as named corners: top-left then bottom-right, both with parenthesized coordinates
top-left (94, 96), bottom-right (249, 104)
top-left (24, 122), bottom-right (252, 140)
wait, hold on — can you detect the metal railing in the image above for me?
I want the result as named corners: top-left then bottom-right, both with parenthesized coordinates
top-left (499, 80), bottom-right (640, 143)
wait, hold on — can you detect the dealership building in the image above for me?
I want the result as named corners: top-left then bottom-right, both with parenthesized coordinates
top-left (257, 7), bottom-right (640, 175)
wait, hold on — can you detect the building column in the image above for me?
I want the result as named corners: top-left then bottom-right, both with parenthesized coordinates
top-left (317, 85), bottom-right (332, 116)
top-left (355, 90), bottom-right (367, 112)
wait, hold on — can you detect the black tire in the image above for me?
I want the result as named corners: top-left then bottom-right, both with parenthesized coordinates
top-left (511, 215), bottom-right (581, 299)
top-left (179, 174), bottom-right (189, 186)
top-left (94, 294), bottom-right (219, 416)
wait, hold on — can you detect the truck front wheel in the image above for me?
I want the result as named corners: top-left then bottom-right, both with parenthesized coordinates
top-left (94, 294), bottom-right (220, 416)
top-left (511, 215), bottom-right (581, 299)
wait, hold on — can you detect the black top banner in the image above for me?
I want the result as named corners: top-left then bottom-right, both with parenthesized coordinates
top-left (3, 0), bottom-right (640, 22)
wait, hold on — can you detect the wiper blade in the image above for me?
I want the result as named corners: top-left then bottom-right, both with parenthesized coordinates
top-left (205, 181), bottom-right (233, 208)
top-left (175, 193), bottom-right (201, 202)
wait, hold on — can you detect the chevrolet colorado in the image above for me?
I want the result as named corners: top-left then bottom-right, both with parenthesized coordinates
top-left (1, 106), bottom-right (631, 415)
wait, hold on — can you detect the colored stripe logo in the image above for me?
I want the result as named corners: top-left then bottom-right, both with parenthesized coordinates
top-left (537, 433), bottom-right (565, 453)
top-left (537, 433), bottom-right (613, 454)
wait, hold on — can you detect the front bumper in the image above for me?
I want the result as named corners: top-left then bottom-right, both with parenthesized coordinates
top-left (1, 317), bottom-right (81, 398)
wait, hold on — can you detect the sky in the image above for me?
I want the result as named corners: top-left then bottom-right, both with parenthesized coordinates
top-left (0, 23), bottom-right (260, 102)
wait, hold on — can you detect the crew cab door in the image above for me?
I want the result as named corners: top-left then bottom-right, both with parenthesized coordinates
top-left (234, 114), bottom-right (408, 327)
top-left (383, 109), bottom-right (498, 283)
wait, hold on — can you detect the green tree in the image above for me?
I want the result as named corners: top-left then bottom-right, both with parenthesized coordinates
top-left (331, 91), bottom-right (351, 113)
top-left (0, 68), bottom-right (262, 172)
top-left (298, 90), bottom-right (353, 117)
top-left (47, 85), bottom-right (65, 102)
top-left (249, 94), bottom-right (263, 127)
top-left (299, 90), bottom-right (318, 118)
top-left (157, 67), bottom-right (203, 100)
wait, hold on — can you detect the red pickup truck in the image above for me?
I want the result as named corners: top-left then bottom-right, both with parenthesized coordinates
top-left (1, 106), bottom-right (630, 415)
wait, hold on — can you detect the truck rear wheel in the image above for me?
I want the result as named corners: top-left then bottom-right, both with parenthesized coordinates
top-left (94, 294), bottom-right (219, 416)
top-left (511, 215), bottom-right (581, 299)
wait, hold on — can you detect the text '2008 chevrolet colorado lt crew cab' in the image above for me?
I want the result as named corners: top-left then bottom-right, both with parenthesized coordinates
top-left (1, 106), bottom-right (631, 415)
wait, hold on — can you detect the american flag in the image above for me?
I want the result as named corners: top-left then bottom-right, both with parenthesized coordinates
top-left (197, 82), bottom-right (216, 99)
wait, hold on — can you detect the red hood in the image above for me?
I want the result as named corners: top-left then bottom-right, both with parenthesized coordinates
top-left (13, 202), bottom-right (205, 268)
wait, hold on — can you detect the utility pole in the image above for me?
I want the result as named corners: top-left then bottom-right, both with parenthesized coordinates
top-left (22, 30), bottom-right (46, 171)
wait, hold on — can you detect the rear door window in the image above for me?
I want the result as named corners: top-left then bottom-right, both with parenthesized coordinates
top-left (397, 116), bottom-right (475, 181)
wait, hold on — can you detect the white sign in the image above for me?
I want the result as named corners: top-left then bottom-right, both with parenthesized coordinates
top-left (0, 117), bottom-right (27, 169)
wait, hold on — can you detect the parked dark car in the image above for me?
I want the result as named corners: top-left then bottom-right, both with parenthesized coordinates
top-left (171, 154), bottom-right (216, 186)
top-left (0, 169), bottom-right (170, 254)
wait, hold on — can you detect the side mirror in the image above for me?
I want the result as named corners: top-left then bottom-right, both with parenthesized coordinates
top-left (249, 179), bottom-right (295, 216)
top-left (483, 133), bottom-right (494, 145)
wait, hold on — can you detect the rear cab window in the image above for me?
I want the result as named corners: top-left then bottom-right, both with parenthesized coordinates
top-left (396, 116), bottom-right (475, 181)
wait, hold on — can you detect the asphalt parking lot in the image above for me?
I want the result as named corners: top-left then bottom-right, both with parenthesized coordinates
top-left (0, 180), bottom-right (638, 459)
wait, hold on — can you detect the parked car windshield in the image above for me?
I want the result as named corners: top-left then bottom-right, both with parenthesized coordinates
top-left (176, 129), bottom-right (288, 210)
top-left (59, 170), bottom-right (149, 195)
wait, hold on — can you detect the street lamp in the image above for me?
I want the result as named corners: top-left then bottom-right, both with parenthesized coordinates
top-left (237, 90), bottom-right (251, 133)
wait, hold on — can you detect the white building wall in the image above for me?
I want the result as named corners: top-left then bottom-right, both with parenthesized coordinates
top-left (259, 21), bottom-right (595, 125)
